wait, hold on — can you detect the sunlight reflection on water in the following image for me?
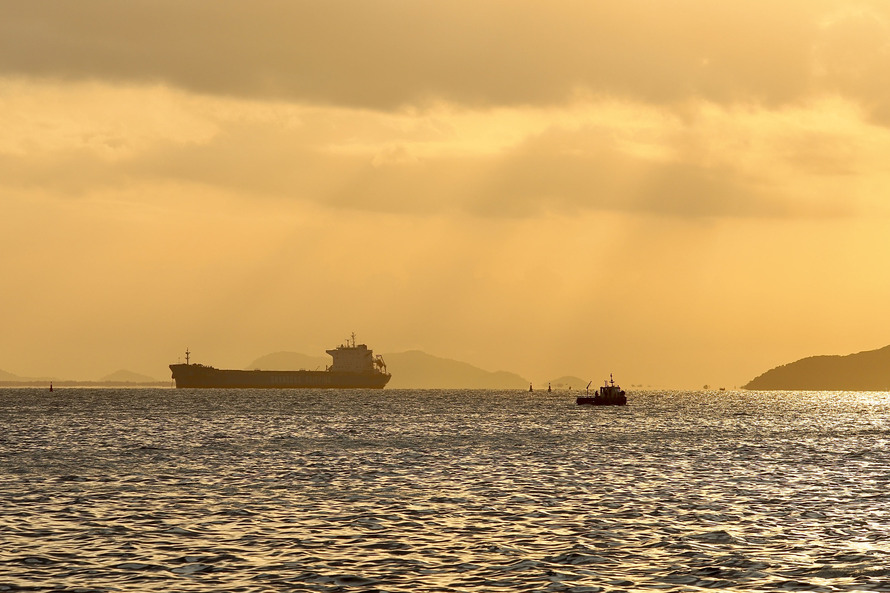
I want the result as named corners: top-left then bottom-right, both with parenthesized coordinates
top-left (1, 388), bottom-right (890, 591)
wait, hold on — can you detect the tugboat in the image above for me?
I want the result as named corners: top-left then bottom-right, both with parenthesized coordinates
top-left (576, 374), bottom-right (626, 406)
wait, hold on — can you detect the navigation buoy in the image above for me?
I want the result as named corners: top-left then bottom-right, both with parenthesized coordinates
top-left (529, 383), bottom-right (533, 392)
top-left (49, 382), bottom-right (53, 392)
top-left (548, 383), bottom-right (551, 393)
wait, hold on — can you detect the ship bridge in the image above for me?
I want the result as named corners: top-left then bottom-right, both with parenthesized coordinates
top-left (326, 334), bottom-right (385, 374)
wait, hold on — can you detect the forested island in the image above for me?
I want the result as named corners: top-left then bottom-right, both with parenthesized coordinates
top-left (744, 345), bottom-right (890, 391)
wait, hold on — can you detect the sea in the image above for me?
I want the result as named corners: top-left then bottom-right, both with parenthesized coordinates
top-left (1, 388), bottom-right (889, 593)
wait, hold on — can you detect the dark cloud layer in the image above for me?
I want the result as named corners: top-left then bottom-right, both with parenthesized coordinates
top-left (3, 0), bottom-right (887, 115)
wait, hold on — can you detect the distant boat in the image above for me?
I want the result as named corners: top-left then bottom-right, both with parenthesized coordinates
top-left (576, 374), bottom-right (627, 406)
top-left (169, 334), bottom-right (391, 389)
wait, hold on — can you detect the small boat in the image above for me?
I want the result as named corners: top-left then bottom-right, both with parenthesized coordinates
top-left (576, 374), bottom-right (626, 406)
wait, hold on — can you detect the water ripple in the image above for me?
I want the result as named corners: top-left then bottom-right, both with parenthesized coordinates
top-left (1, 389), bottom-right (890, 591)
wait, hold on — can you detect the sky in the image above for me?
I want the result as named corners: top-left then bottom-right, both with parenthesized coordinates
top-left (3, 1), bottom-right (890, 387)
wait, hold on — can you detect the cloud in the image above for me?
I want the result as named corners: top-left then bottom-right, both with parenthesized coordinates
top-left (2, 78), bottom-right (886, 220)
top-left (812, 6), bottom-right (890, 124)
top-left (2, 0), bottom-right (888, 120)
top-left (468, 127), bottom-right (775, 218)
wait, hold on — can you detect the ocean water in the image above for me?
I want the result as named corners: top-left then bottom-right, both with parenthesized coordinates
top-left (1, 388), bottom-right (889, 592)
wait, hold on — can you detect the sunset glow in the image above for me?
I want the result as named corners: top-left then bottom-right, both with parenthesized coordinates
top-left (3, 1), bottom-right (890, 387)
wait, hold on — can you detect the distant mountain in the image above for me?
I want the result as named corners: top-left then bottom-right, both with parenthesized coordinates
top-left (246, 351), bottom-right (329, 371)
top-left (100, 369), bottom-right (161, 383)
top-left (0, 368), bottom-right (23, 381)
top-left (744, 345), bottom-right (890, 391)
top-left (245, 349), bottom-right (529, 389)
top-left (547, 375), bottom-right (590, 390)
top-left (384, 350), bottom-right (528, 389)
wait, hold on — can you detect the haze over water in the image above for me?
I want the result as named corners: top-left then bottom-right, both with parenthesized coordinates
top-left (6, 2), bottom-right (890, 390)
top-left (2, 388), bottom-right (889, 592)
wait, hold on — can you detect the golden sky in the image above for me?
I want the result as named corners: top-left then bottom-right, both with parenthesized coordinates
top-left (3, 1), bottom-right (890, 387)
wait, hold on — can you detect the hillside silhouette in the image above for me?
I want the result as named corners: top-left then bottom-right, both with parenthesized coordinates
top-left (0, 369), bottom-right (23, 381)
top-left (100, 369), bottom-right (162, 383)
top-left (0, 368), bottom-right (55, 384)
top-left (549, 375), bottom-right (589, 390)
top-left (246, 349), bottom-right (528, 389)
top-left (0, 366), bottom-right (167, 387)
top-left (246, 351), bottom-right (328, 371)
top-left (385, 350), bottom-right (527, 389)
top-left (744, 345), bottom-right (890, 391)
top-left (2, 351), bottom-right (572, 390)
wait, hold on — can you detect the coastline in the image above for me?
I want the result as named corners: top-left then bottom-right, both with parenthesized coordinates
top-left (0, 381), bottom-right (171, 388)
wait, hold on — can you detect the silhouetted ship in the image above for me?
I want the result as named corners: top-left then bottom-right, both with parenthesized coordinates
top-left (576, 374), bottom-right (626, 406)
top-left (169, 335), bottom-right (391, 389)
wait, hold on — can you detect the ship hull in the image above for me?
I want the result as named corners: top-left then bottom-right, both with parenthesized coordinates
top-left (576, 396), bottom-right (626, 406)
top-left (169, 364), bottom-right (391, 389)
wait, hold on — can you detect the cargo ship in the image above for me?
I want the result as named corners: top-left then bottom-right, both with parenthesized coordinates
top-left (169, 335), bottom-right (391, 389)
